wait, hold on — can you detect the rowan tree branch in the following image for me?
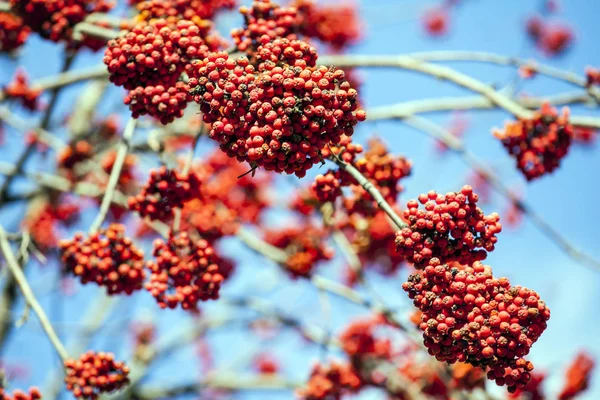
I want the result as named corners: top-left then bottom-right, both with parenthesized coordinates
top-left (0, 227), bottom-right (69, 362)
top-left (327, 155), bottom-right (407, 230)
top-left (319, 54), bottom-right (534, 119)
top-left (88, 118), bottom-right (136, 234)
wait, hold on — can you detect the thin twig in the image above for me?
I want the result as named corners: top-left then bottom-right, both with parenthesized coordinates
top-left (88, 118), bottom-right (136, 234)
top-left (0, 227), bottom-right (69, 362)
top-left (0, 53), bottom-right (76, 206)
top-left (319, 54), bottom-right (534, 119)
top-left (327, 155), bottom-right (407, 230)
top-left (135, 375), bottom-right (301, 399)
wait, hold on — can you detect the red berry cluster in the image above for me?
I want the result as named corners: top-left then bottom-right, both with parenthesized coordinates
top-left (402, 259), bottom-right (550, 392)
top-left (3, 69), bottom-right (41, 111)
top-left (0, 388), bottom-right (41, 400)
top-left (64, 351), bottom-right (130, 400)
top-left (104, 19), bottom-right (203, 89)
top-left (396, 185), bottom-right (501, 268)
top-left (339, 317), bottom-right (391, 361)
top-left (494, 103), bottom-right (573, 181)
top-left (180, 199), bottom-right (239, 241)
top-left (296, 361), bottom-right (363, 400)
top-left (293, 0), bottom-right (361, 50)
top-left (585, 67), bottom-right (600, 86)
top-left (201, 149), bottom-right (272, 224)
top-left (134, 0), bottom-right (236, 21)
top-left (256, 37), bottom-right (318, 69)
top-left (124, 81), bottom-right (192, 124)
top-left (145, 231), bottom-right (224, 311)
top-left (0, 12), bottom-right (30, 53)
top-left (321, 134), bottom-right (364, 165)
top-left (312, 170), bottom-right (342, 203)
top-left (558, 352), bottom-right (595, 400)
top-left (525, 15), bottom-right (573, 57)
top-left (9, 0), bottom-right (113, 50)
top-left (264, 223), bottom-right (334, 278)
top-left (57, 140), bottom-right (93, 171)
top-left (128, 166), bottom-right (202, 221)
top-left (188, 50), bottom-right (365, 177)
top-left (450, 362), bottom-right (487, 391)
top-left (509, 371), bottom-right (546, 400)
top-left (231, 0), bottom-right (299, 54)
top-left (342, 211), bottom-right (405, 279)
top-left (103, 19), bottom-right (210, 123)
top-left (23, 200), bottom-right (79, 252)
top-left (59, 224), bottom-right (146, 295)
top-left (345, 138), bottom-right (412, 215)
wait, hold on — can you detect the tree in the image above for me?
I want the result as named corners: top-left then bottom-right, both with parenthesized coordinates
top-left (0, 0), bottom-right (598, 399)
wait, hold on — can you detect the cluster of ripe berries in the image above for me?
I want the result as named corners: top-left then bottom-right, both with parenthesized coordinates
top-left (145, 231), bottom-right (224, 311)
top-left (3, 69), bottom-right (41, 110)
top-left (128, 166), bottom-right (202, 221)
top-left (103, 19), bottom-right (211, 124)
top-left (59, 224), bottom-right (146, 295)
top-left (64, 351), bottom-right (129, 399)
top-left (132, 0), bottom-right (236, 21)
top-left (402, 258), bottom-right (550, 392)
top-left (188, 44), bottom-right (365, 177)
top-left (494, 103), bottom-right (573, 181)
top-left (558, 352), bottom-right (595, 400)
top-left (0, 12), bottom-right (30, 52)
top-left (0, 388), bottom-right (41, 400)
top-left (264, 223), bottom-right (334, 278)
top-left (395, 185), bottom-right (501, 268)
top-left (9, 0), bottom-right (113, 50)
top-left (311, 138), bottom-right (411, 216)
top-left (526, 15), bottom-right (574, 57)
top-left (296, 362), bottom-right (363, 400)
top-left (232, 0), bottom-right (361, 54)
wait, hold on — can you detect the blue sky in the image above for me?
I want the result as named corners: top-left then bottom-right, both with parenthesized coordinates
top-left (1, 0), bottom-right (600, 399)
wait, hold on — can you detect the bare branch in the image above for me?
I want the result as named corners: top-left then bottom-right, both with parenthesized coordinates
top-left (319, 54), bottom-right (534, 119)
top-left (89, 118), bottom-right (137, 234)
top-left (0, 227), bottom-right (69, 362)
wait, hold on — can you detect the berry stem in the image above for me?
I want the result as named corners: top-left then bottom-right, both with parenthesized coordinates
top-left (0, 227), bottom-right (69, 362)
top-left (328, 155), bottom-right (407, 230)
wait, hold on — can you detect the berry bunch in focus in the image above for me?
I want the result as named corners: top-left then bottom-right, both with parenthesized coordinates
top-left (494, 103), bottom-right (573, 181)
top-left (59, 224), bottom-right (146, 295)
top-left (188, 49), bottom-right (366, 177)
top-left (402, 259), bottom-right (550, 392)
top-left (128, 166), bottom-right (202, 221)
top-left (396, 185), bottom-right (501, 268)
top-left (145, 231), bottom-right (224, 311)
top-left (64, 351), bottom-right (130, 400)
top-left (103, 19), bottom-right (210, 123)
